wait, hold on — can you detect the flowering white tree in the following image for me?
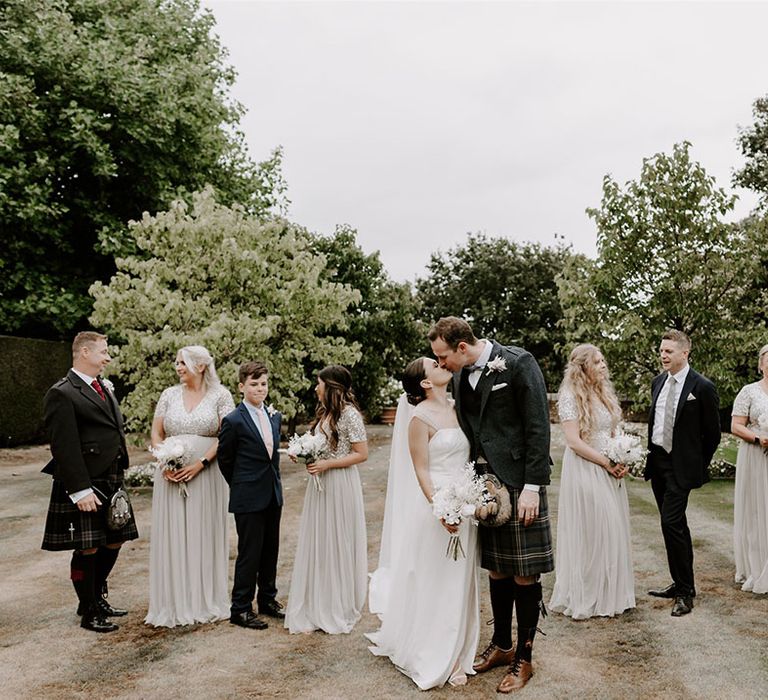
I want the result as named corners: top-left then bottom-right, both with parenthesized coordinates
top-left (90, 187), bottom-right (360, 431)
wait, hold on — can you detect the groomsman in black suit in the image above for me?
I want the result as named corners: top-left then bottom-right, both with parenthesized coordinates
top-left (645, 329), bottom-right (720, 616)
top-left (218, 361), bottom-right (284, 630)
top-left (41, 331), bottom-right (138, 632)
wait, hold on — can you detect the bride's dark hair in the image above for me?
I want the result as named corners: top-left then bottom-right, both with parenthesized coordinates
top-left (402, 358), bottom-right (428, 406)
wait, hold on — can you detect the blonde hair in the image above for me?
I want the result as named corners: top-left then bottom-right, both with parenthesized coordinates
top-left (560, 343), bottom-right (621, 438)
top-left (178, 345), bottom-right (220, 390)
top-left (758, 344), bottom-right (768, 372)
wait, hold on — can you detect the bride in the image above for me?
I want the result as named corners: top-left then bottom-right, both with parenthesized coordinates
top-left (366, 357), bottom-right (479, 690)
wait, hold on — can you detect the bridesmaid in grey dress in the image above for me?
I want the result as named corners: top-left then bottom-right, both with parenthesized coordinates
top-left (145, 345), bottom-right (235, 627)
top-left (285, 365), bottom-right (368, 634)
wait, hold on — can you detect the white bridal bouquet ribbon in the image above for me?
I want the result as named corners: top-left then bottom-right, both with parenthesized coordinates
top-left (150, 436), bottom-right (189, 497)
top-left (287, 431), bottom-right (328, 492)
top-left (431, 461), bottom-right (492, 560)
top-left (603, 432), bottom-right (647, 487)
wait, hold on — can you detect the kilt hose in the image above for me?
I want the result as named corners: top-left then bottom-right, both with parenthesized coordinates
top-left (42, 470), bottom-right (139, 551)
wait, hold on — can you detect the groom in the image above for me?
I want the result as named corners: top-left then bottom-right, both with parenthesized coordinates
top-left (645, 329), bottom-right (720, 616)
top-left (429, 317), bottom-right (553, 693)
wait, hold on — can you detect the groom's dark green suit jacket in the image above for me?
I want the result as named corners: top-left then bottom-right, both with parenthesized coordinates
top-left (452, 340), bottom-right (551, 489)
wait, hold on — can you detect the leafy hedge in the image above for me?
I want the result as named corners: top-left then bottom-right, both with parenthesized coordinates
top-left (0, 335), bottom-right (70, 446)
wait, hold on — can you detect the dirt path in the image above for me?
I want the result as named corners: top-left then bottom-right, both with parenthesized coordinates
top-left (1, 428), bottom-right (766, 699)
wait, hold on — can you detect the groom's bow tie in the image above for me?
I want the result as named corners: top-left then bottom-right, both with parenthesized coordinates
top-left (466, 363), bottom-right (484, 373)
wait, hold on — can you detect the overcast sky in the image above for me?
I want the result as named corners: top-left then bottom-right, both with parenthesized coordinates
top-left (202, 0), bottom-right (767, 282)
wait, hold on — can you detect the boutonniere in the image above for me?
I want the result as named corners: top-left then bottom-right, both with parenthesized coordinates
top-left (266, 404), bottom-right (278, 417)
top-left (101, 378), bottom-right (115, 393)
top-left (486, 356), bottom-right (507, 375)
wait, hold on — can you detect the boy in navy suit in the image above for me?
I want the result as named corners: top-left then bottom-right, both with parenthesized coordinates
top-left (218, 361), bottom-right (283, 629)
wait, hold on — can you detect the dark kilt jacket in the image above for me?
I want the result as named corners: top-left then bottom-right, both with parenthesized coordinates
top-left (41, 370), bottom-right (136, 551)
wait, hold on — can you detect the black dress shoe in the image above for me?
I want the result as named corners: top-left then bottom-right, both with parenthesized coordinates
top-left (671, 595), bottom-right (694, 617)
top-left (648, 583), bottom-right (677, 598)
top-left (77, 597), bottom-right (128, 617)
top-left (81, 611), bottom-right (119, 633)
top-left (258, 600), bottom-right (285, 619)
top-left (229, 610), bottom-right (268, 630)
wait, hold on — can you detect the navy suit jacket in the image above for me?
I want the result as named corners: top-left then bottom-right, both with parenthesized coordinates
top-left (644, 367), bottom-right (720, 491)
top-left (217, 402), bottom-right (283, 513)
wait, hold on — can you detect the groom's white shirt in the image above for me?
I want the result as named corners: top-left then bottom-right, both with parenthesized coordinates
top-left (468, 340), bottom-right (540, 492)
top-left (467, 339), bottom-right (493, 389)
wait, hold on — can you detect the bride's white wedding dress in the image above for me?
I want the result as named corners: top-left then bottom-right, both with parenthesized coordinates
top-left (366, 396), bottom-right (479, 690)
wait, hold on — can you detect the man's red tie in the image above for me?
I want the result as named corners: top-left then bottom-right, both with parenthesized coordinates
top-left (91, 379), bottom-right (106, 401)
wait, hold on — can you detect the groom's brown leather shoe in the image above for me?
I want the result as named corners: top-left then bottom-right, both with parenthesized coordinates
top-left (648, 583), bottom-right (677, 599)
top-left (473, 643), bottom-right (514, 673)
top-left (497, 657), bottom-right (533, 693)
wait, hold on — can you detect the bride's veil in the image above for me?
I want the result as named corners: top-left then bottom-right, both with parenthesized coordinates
top-left (368, 392), bottom-right (424, 617)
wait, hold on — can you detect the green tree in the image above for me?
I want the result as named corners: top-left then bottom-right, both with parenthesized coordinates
top-left (559, 141), bottom-right (767, 407)
top-left (416, 234), bottom-right (573, 390)
top-left (309, 225), bottom-right (423, 419)
top-left (735, 94), bottom-right (768, 203)
top-left (1, 0), bottom-right (285, 338)
top-left (89, 188), bottom-right (360, 432)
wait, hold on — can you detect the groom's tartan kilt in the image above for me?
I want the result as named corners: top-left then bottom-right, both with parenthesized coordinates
top-left (480, 486), bottom-right (554, 577)
top-left (41, 470), bottom-right (139, 551)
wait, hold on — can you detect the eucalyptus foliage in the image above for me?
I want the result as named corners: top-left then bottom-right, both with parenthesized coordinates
top-left (90, 188), bottom-right (360, 431)
top-left (558, 142), bottom-right (767, 407)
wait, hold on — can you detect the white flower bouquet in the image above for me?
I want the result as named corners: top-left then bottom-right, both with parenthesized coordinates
top-left (603, 432), bottom-right (647, 486)
top-left (150, 436), bottom-right (189, 497)
top-left (287, 431), bottom-right (328, 492)
top-left (431, 461), bottom-right (490, 560)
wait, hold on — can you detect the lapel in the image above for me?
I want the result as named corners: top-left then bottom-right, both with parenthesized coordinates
top-left (674, 369), bottom-right (696, 425)
top-left (239, 402), bottom-right (272, 456)
top-left (478, 340), bottom-right (503, 417)
top-left (68, 370), bottom-right (116, 424)
top-left (452, 372), bottom-right (463, 414)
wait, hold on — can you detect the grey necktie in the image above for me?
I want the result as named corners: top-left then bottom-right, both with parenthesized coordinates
top-left (661, 375), bottom-right (677, 453)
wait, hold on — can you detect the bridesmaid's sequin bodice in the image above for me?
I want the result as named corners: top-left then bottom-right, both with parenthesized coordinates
top-left (156, 385), bottom-right (235, 438)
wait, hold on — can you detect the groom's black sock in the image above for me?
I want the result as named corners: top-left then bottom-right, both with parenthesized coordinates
top-left (514, 581), bottom-right (543, 662)
top-left (489, 576), bottom-right (515, 650)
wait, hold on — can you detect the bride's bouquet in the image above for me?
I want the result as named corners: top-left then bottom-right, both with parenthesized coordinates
top-left (150, 436), bottom-right (189, 497)
top-left (431, 461), bottom-right (490, 560)
top-left (603, 432), bottom-right (647, 484)
top-left (287, 431), bottom-right (328, 492)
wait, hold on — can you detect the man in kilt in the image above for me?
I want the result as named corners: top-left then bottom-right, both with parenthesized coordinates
top-left (429, 317), bottom-right (553, 693)
top-left (41, 331), bottom-right (138, 632)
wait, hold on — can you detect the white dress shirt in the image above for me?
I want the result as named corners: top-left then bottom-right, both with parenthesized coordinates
top-left (651, 364), bottom-right (690, 448)
top-left (243, 400), bottom-right (272, 444)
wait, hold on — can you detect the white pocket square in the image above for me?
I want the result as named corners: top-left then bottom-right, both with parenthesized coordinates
top-left (491, 383), bottom-right (508, 392)
top-left (686, 393), bottom-right (696, 401)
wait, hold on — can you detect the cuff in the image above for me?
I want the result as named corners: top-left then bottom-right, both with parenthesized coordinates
top-left (69, 487), bottom-right (93, 504)
top-left (523, 483), bottom-right (540, 492)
